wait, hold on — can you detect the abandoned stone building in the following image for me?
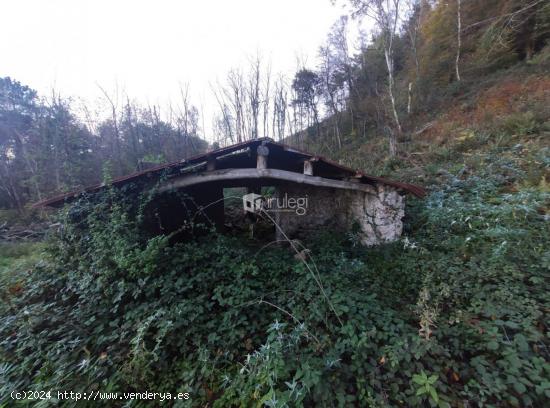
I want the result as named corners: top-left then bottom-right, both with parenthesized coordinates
top-left (35, 138), bottom-right (425, 246)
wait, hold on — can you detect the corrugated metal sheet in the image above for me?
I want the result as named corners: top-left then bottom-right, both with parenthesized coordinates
top-left (33, 138), bottom-right (426, 208)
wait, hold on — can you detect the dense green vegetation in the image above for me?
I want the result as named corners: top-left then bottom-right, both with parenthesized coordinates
top-left (1, 116), bottom-right (548, 406)
top-left (1, 0), bottom-right (549, 406)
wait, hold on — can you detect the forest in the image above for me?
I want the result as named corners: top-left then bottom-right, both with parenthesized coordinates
top-left (1, 0), bottom-right (549, 212)
top-left (1, 0), bottom-right (549, 406)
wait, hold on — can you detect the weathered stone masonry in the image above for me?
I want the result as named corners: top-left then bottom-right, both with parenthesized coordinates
top-left (274, 183), bottom-right (405, 246)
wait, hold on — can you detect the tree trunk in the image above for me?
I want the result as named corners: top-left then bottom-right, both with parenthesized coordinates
top-left (407, 82), bottom-right (413, 115)
top-left (455, 0), bottom-right (462, 82)
top-left (388, 127), bottom-right (397, 157)
top-left (384, 48), bottom-right (402, 157)
top-left (14, 130), bottom-right (43, 201)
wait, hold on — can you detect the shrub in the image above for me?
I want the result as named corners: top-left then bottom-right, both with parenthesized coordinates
top-left (499, 112), bottom-right (539, 136)
top-left (1, 156), bottom-right (548, 407)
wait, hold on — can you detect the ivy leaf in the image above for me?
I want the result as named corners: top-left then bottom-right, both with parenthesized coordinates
top-left (514, 382), bottom-right (526, 394)
top-left (416, 387), bottom-right (427, 396)
top-left (429, 387), bottom-right (439, 402)
top-left (412, 374), bottom-right (425, 385)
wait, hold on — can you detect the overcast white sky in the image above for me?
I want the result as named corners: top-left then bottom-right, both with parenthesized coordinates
top-left (1, 0), bottom-right (353, 138)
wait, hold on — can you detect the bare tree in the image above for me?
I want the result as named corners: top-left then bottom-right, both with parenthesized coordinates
top-left (211, 83), bottom-right (235, 145)
top-left (262, 62), bottom-right (272, 139)
top-left (172, 83), bottom-right (198, 157)
top-left (319, 45), bottom-right (343, 149)
top-left (213, 68), bottom-right (254, 143)
top-left (455, 0), bottom-right (462, 82)
top-left (405, 0), bottom-right (422, 114)
top-left (226, 69), bottom-right (247, 142)
top-left (248, 56), bottom-right (261, 139)
top-left (328, 16), bottom-right (360, 133)
top-left (97, 82), bottom-right (124, 172)
top-left (271, 75), bottom-right (288, 141)
top-left (406, 0), bottom-right (422, 78)
top-left (348, 0), bottom-right (405, 155)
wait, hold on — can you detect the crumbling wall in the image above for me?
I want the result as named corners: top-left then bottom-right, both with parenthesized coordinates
top-left (344, 185), bottom-right (405, 246)
top-left (273, 183), bottom-right (405, 246)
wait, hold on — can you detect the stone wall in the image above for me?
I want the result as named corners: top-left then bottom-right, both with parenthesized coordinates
top-left (344, 185), bottom-right (405, 246)
top-left (272, 182), bottom-right (405, 246)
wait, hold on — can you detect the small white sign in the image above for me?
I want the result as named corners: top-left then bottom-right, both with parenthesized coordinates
top-left (242, 193), bottom-right (264, 213)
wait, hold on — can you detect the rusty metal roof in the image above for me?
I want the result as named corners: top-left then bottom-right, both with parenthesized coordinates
top-left (33, 138), bottom-right (426, 208)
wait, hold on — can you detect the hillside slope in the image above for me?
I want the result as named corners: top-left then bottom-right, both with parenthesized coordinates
top-left (1, 62), bottom-right (549, 407)
top-left (2, 4), bottom-right (550, 404)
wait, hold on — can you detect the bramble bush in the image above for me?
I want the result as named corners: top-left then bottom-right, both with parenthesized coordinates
top-left (0, 152), bottom-right (549, 407)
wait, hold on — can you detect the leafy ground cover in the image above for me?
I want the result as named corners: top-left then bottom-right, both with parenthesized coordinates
top-left (1, 135), bottom-right (548, 407)
top-left (0, 75), bottom-right (549, 406)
